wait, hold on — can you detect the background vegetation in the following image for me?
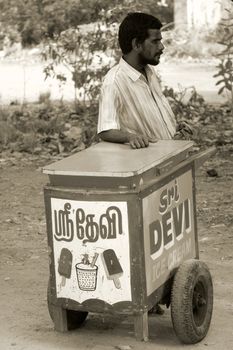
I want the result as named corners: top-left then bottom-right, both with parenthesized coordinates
top-left (0, 0), bottom-right (232, 158)
top-left (0, 0), bottom-right (173, 47)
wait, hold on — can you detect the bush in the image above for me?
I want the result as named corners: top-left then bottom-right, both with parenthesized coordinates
top-left (0, 101), bottom-right (98, 154)
top-left (42, 22), bottom-right (119, 108)
top-left (0, 121), bottom-right (21, 148)
top-left (21, 21), bottom-right (44, 47)
top-left (162, 26), bottom-right (223, 60)
top-left (0, 0), bottom-right (174, 47)
top-left (213, 2), bottom-right (233, 115)
top-left (1, 87), bottom-right (233, 156)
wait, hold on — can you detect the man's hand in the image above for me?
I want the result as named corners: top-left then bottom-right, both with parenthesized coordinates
top-left (176, 120), bottom-right (193, 135)
top-left (128, 134), bottom-right (150, 149)
top-left (99, 129), bottom-right (157, 149)
top-left (173, 131), bottom-right (186, 140)
top-left (174, 120), bottom-right (194, 140)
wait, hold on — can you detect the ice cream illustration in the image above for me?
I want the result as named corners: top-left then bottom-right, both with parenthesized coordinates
top-left (102, 249), bottom-right (123, 289)
top-left (58, 248), bottom-right (73, 286)
top-left (76, 253), bottom-right (99, 291)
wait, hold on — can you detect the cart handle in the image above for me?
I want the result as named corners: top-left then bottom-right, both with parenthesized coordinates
top-left (192, 146), bottom-right (217, 170)
top-left (156, 147), bottom-right (217, 175)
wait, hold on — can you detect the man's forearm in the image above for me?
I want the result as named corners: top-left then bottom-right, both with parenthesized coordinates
top-left (98, 129), bottom-right (150, 149)
top-left (98, 129), bottom-right (130, 144)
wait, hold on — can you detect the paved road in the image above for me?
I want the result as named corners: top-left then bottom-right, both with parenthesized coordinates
top-left (0, 60), bottom-right (228, 104)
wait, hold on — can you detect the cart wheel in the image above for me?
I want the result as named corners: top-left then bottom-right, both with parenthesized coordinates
top-left (47, 281), bottom-right (88, 330)
top-left (171, 259), bottom-right (213, 344)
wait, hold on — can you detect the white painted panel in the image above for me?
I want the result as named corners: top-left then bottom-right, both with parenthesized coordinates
top-left (51, 199), bottom-right (132, 304)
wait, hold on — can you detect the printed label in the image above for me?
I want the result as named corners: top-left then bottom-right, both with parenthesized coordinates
top-left (51, 200), bottom-right (131, 304)
top-left (143, 170), bottom-right (196, 296)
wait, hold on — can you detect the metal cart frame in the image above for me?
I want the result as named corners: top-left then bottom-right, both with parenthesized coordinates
top-left (43, 141), bottom-right (215, 343)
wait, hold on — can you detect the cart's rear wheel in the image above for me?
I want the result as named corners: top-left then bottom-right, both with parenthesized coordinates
top-left (47, 280), bottom-right (88, 330)
top-left (171, 259), bottom-right (213, 344)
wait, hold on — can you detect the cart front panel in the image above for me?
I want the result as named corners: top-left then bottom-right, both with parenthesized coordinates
top-left (51, 197), bottom-right (131, 303)
top-left (44, 187), bottom-right (150, 314)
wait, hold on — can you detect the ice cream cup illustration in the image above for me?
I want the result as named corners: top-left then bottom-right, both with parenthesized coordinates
top-left (76, 262), bottom-right (98, 291)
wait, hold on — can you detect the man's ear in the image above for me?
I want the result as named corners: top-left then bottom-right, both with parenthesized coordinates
top-left (132, 38), bottom-right (142, 52)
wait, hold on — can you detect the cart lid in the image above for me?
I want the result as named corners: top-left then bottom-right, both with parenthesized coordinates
top-left (42, 140), bottom-right (193, 178)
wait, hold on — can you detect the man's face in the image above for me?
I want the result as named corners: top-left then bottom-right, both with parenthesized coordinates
top-left (138, 29), bottom-right (164, 66)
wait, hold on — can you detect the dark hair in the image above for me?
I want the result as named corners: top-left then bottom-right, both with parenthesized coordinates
top-left (118, 12), bottom-right (162, 55)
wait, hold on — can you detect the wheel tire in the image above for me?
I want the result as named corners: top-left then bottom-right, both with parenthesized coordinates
top-left (171, 259), bottom-right (213, 344)
top-left (47, 280), bottom-right (88, 330)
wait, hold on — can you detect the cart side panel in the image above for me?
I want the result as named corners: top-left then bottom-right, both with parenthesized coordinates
top-left (44, 188), bottom-right (57, 302)
top-left (141, 163), bottom-right (197, 297)
top-left (44, 187), bottom-right (144, 314)
top-left (127, 196), bottom-right (148, 312)
top-left (192, 165), bottom-right (199, 259)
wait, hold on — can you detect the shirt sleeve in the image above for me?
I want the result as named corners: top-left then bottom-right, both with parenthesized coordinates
top-left (97, 81), bottom-right (121, 134)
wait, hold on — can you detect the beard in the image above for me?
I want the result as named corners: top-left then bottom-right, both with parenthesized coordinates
top-left (139, 52), bottom-right (162, 66)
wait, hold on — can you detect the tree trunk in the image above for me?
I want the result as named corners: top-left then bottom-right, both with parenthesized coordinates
top-left (174, 0), bottom-right (187, 29)
top-left (174, 0), bottom-right (229, 30)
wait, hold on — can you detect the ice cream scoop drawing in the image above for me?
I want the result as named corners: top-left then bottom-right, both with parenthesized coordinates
top-left (58, 248), bottom-right (73, 286)
top-left (102, 249), bottom-right (123, 289)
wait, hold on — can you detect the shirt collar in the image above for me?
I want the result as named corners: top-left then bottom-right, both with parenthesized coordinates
top-left (119, 57), bottom-right (155, 82)
top-left (145, 64), bottom-right (154, 77)
top-left (119, 57), bottom-right (142, 82)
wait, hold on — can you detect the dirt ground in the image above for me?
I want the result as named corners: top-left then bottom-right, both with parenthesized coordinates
top-left (0, 148), bottom-right (233, 350)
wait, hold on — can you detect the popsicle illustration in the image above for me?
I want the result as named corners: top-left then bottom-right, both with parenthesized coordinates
top-left (58, 248), bottom-right (73, 286)
top-left (102, 249), bottom-right (123, 289)
top-left (90, 253), bottom-right (99, 268)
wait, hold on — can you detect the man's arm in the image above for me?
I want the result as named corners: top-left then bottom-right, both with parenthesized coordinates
top-left (99, 129), bottom-right (150, 149)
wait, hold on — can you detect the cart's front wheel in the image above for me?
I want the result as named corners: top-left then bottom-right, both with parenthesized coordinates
top-left (171, 259), bottom-right (213, 344)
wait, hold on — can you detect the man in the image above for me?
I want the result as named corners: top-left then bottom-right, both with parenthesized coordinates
top-left (97, 13), bottom-right (192, 315)
top-left (97, 12), bottom-right (192, 149)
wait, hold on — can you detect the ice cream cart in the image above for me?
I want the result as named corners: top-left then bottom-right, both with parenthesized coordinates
top-left (43, 140), bottom-right (214, 344)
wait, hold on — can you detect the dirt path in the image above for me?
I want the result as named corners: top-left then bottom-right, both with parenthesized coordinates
top-left (0, 150), bottom-right (233, 350)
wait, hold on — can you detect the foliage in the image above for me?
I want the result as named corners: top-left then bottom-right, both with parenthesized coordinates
top-left (161, 24), bottom-right (225, 61)
top-left (213, 2), bottom-right (233, 114)
top-left (41, 0), bottom-right (174, 108)
top-left (42, 21), bottom-right (119, 108)
top-left (163, 85), bottom-right (233, 148)
top-left (0, 0), bottom-right (114, 46)
top-left (0, 101), bottom-right (98, 154)
top-left (0, 23), bottom-right (20, 49)
top-left (0, 0), bottom-right (173, 47)
top-left (1, 88), bottom-right (233, 156)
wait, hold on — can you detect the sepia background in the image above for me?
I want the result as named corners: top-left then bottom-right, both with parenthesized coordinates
top-left (0, 1), bottom-right (232, 349)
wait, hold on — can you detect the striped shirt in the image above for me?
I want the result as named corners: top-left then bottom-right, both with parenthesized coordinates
top-left (98, 57), bottom-right (177, 140)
